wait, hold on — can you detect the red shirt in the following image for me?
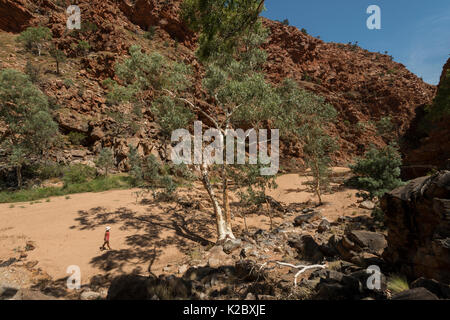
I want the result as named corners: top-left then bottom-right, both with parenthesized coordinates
top-left (105, 231), bottom-right (110, 241)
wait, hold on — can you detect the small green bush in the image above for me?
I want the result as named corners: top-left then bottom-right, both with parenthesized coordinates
top-left (144, 26), bottom-right (156, 40)
top-left (64, 78), bottom-right (74, 88)
top-left (348, 144), bottom-right (404, 201)
top-left (62, 164), bottom-right (96, 186)
top-left (387, 275), bottom-right (409, 294)
top-left (67, 132), bottom-right (86, 145)
top-left (16, 26), bottom-right (52, 55)
top-left (81, 21), bottom-right (98, 33)
top-left (95, 148), bottom-right (115, 176)
top-left (77, 40), bottom-right (91, 56)
top-left (25, 61), bottom-right (41, 84)
top-left (0, 174), bottom-right (133, 203)
top-left (33, 162), bottom-right (66, 180)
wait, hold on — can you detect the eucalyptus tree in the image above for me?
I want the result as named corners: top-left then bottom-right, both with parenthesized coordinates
top-left (0, 69), bottom-right (60, 188)
top-left (106, 0), bottom-right (338, 241)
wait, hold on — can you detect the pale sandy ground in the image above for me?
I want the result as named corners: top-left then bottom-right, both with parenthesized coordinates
top-left (0, 168), bottom-right (366, 287)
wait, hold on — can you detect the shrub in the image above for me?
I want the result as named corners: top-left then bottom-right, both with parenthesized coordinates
top-left (348, 144), bottom-right (404, 201)
top-left (95, 148), bottom-right (115, 176)
top-left (33, 162), bottom-right (66, 180)
top-left (77, 40), bottom-right (91, 56)
top-left (0, 69), bottom-right (60, 188)
top-left (0, 175), bottom-right (132, 203)
top-left (128, 146), bottom-right (144, 186)
top-left (144, 26), bottom-right (156, 40)
top-left (64, 78), bottom-right (74, 88)
top-left (387, 275), bottom-right (409, 295)
top-left (142, 154), bottom-right (162, 184)
top-left (16, 26), bottom-right (52, 56)
top-left (81, 21), bottom-right (98, 33)
top-left (62, 164), bottom-right (96, 186)
top-left (49, 46), bottom-right (66, 74)
top-left (25, 61), bottom-right (41, 84)
top-left (421, 69), bottom-right (450, 133)
top-left (67, 131), bottom-right (86, 145)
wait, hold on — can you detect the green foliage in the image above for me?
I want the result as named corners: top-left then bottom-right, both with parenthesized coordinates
top-left (0, 175), bottom-right (132, 204)
top-left (181, 0), bottom-right (266, 61)
top-left (349, 144), bottom-right (404, 201)
top-left (303, 132), bottom-right (338, 201)
top-left (81, 21), bottom-right (98, 33)
top-left (104, 45), bottom-right (192, 143)
top-left (49, 46), bottom-right (66, 74)
top-left (0, 69), bottom-right (60, 188)
top-left (232, 162), bottom-right (278, 207)
top-left (142, 154), bottom-right (163, 184)
top-left (128, 146), bottom-right (144, 186)
top-left (172, 163), bottom-right (196, 184)
top-left (76, 40), bottom-right (91, 56)
top-left (27, 161), bottom-right (65, 180)
top-left (16, 26), bottom-right (52, 55)
top-left (144, 26), bottom-right (156, 40)
top-left (127, 147), bottom-right (179, 200)
top-left (63, 78), bottom-right (74, 88)
top-left (95, 148), bottom-right (115, 176)
top-left (113, 45), bottom-right (191, 94)
top-left (387, 275), bottom-right (409, 294)
top-left (151, 95), bottom-right (194, 140)
top-left (376, 116), bottom-right (396, 142)
top-left (25, 61), bottom-right (41, 84)
top-left (62, 164), bottom-right (96, 186)
top-left (67, 131), bottom-right (86, 145)
top-left (300, 28), bottom-right (308, 35)
top-left (158, 175), bottom-right (177, 201)
top-left (422, 69), bottom-right (450, 131)
top-left (108, 1), bottom-right (340, 238)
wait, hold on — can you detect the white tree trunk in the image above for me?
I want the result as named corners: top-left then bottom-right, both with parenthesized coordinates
top-left (200, 164), bottom-right (235, 241)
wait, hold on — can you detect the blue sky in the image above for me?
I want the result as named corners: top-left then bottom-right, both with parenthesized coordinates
top-left (262, 0), bottom-right (450, 85)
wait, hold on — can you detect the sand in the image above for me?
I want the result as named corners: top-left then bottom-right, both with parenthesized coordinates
top-left (0, 169), bottom-right (366, 286)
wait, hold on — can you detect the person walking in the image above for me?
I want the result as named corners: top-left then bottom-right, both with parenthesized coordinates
top-left (101, 226), bottom-right (111, 250)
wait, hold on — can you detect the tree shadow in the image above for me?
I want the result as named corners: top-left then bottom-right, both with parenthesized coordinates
top-left (71, 200), bottom-right (216, 275)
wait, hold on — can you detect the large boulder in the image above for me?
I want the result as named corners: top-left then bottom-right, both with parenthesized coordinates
top-left (391, 287), bottom-right (439, 300)
top-left (107, 274), bottom-right (192, 300)
top-left (347, 230), bottom-right (387, 255)
top-left (9, 289), bottom-right (57, 300)
top-left (288, 235), bottom-right (324, 263)
top-left (381, 171), bottom-right (450, 284)
top-left (107, 275), bottom-right (150, 300)
top-left (327, 230), bottom-right (387, 264)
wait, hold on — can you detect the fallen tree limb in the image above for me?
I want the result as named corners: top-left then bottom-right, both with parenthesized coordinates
top-left (259, 261), bottom-right (327, 287)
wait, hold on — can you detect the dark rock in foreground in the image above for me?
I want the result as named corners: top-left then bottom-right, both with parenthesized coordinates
top-left (391, 287), bottom-right (439, 300)
top-left (381, 171), bottom-right (450, 284)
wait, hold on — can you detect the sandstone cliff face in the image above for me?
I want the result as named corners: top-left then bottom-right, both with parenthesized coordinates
top-left (262, 19), bottom-right (435, 161)
top-left (381, 171), bottom-right (450, 284)
top-left (402, 58), bottom-right (450, 179)
top-left (0, 0), bottom-right (33, 32)
top-left (0, 0), bottom-right (437, 166)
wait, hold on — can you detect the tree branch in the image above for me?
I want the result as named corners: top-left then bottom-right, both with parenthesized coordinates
top-left (259, 261), bottom-right (327, 287)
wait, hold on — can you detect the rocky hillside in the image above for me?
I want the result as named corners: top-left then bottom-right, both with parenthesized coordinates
top-left (401, 58), bottom-right (450, 179)
top-left (0, 0), bottom-right (437, 169)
